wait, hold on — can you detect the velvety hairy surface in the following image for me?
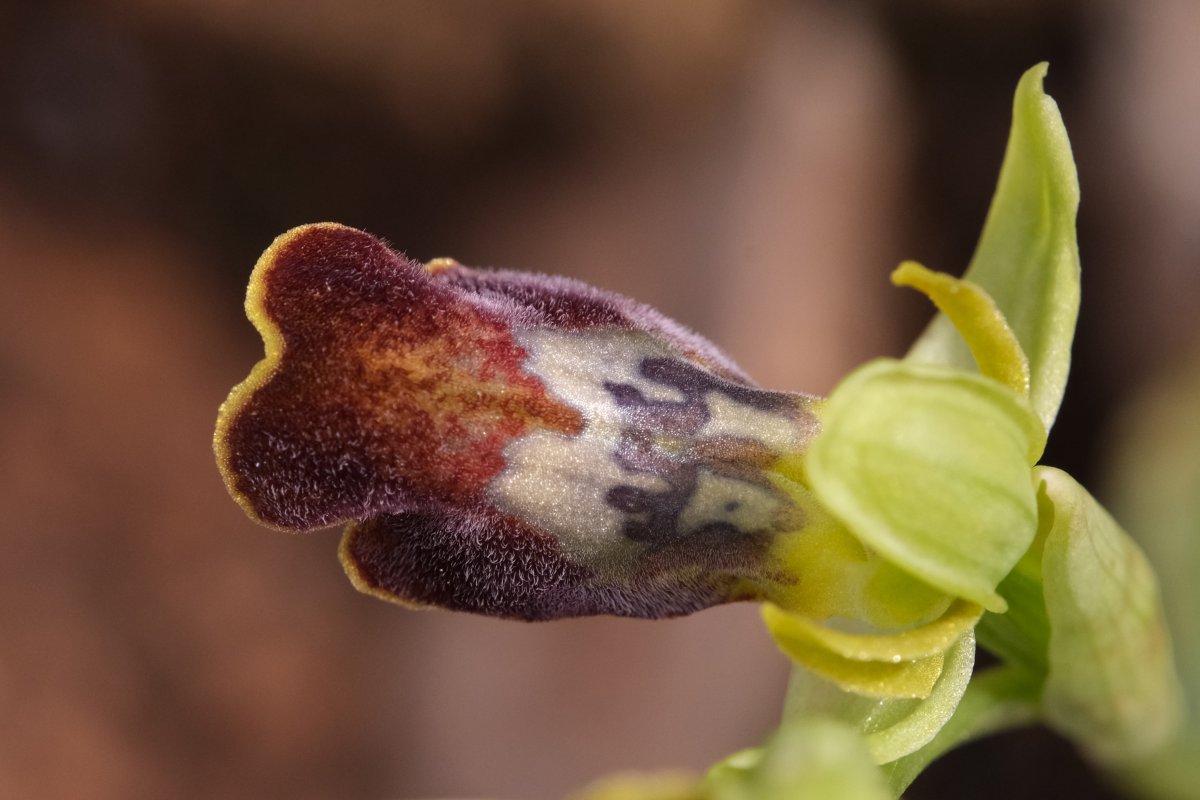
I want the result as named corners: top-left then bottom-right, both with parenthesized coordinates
top-left (216, 223), bottom-right (818, 619)
top-left (432, 264), bottom-right (755, 384)
top-left (217, 223), bottom-right (583, 529)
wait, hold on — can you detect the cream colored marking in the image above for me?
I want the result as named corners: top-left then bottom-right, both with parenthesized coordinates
top-left (677, 471), bottom-right (785, 537)
top-left (490, 329), bottom-right (687, 566)
top-left (517, 329), bottom-right (688, 407)
top-left (699, 393), bottom-right (804, 452)
top-left (490, 429), bottom-right (666, 566)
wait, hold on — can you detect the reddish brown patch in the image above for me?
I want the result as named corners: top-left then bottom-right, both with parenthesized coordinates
top-left (347, 292), bottom-right (582, 498)
top-left (221, 224), bottom-right (582, 529)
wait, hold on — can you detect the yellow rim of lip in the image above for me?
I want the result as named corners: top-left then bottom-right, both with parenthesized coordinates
top-left (212, 222), bottom-right (354, 531)
top-left (337, 522), bottom-right (431, 610)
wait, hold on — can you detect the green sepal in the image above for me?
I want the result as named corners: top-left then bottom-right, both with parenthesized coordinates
top-left (1037, 466), bottom-right (1184, 764)
top-left (907, 63), bottom-right (1080, 432)
top-left (807, 359), bottom-right (1042, 611)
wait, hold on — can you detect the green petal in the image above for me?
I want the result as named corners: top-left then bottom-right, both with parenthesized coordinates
top-left (907, 63), bottom-right (1080, 432)
top-left (707, 719), bottom-right (890, 800)
top-left (807, 359), bottom-right (1041, 611)
top-left (893, 261), bottom-right (1030, 399)
top-left (783, 631), bottom-right (977, 765)
top-left (763, 601), bottom-right (979, 699)
top-left (765, 599), bottom-right (981, 663)
top-left (1037, 466), bottom-right (1184, 764)
top-left (768, 631), bottom-right (945, 700)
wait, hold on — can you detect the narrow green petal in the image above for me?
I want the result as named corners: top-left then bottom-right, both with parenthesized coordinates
top-left (907, 63), bottom-right (1080, 432)
top-left (770, 632), bottom-right (945, 700)
top-left (807, 359), bottom-right (1042, 610)
top-left (705, 748), bottom-right (761, 786)
top-left (892, 261), bottom-right (1030, 399)
top-left (763, 601), bottom-right (979, 699)
top-left (765, 599), bottom-right (981, 663)
top-left (707, 719), bottom-right (891, 800)
top-left (1037, 466), bottom-right (1184, 764)
top-left (784, 631), bottom-right (977, 765)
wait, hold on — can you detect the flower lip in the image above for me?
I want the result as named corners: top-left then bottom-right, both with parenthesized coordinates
top-left (216, 223), bottom-right (820, 619)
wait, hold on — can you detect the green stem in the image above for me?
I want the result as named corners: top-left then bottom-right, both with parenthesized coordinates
top-left (882, 666), bottom-right (1041, 797)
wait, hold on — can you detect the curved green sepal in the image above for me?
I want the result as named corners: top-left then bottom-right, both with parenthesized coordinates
top-left (707, 718), bottom-right (890, 800)
top-left (807, 359), bottom-right (1042, 611)
top-left (1037, 466), bottom-right (1184, 764)
top-left (907, 63), bottom-right (1080, 432)
top-left (784, 631), bottom-right (976, 765)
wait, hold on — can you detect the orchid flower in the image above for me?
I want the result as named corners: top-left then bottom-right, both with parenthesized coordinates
top-left (215, 64), bottom-right (1183, 797)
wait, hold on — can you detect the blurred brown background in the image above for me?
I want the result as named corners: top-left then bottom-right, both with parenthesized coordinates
top-left (1, 1), bottom-right (1197, 798)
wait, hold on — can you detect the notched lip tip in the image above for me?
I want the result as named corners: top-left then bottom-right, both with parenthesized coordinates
top-left (337, 524), bottom-right (436, 610)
